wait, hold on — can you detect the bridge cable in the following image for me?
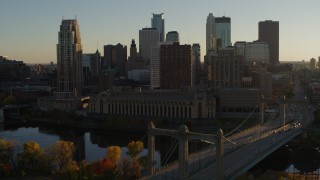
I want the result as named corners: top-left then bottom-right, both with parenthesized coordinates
top-left (161, 138), bottom-right (178, 166)
top-left (162, 140), bottom-right (179, 167)
top-left (225, 105), bottom-right (259, 137)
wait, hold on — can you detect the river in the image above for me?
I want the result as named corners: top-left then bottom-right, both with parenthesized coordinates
top-left (2, 124), bottom-right (319, 176)
top-left (0, 124), bottom-right (159, 165)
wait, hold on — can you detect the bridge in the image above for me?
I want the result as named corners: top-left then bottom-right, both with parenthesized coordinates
top-left (143, 91), bottom-right (311, 179)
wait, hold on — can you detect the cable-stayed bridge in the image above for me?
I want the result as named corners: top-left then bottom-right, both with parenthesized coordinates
top-left (142, 95), bottom-right (311, 180)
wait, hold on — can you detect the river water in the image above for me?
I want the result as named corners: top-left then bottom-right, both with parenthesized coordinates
top-left (0, 125), bottom-right (159, 165)
top-left (1, 124), bottom-right (319, 176)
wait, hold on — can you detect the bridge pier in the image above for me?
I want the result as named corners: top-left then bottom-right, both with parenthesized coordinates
top-left (280, 96), bottom-right (286, 126)
top-left (259, 102), bottom-right (265, 124)
top-left (147, 122), bottom-right (222, 179)
top-left (148, 122), bottom-right (155, 175)
top-left (302, 97), bottom-right (308, 127)
top-left (179, 125), bottom-right (189, 180)
top-left (216, 129), bottom-right (224, 180)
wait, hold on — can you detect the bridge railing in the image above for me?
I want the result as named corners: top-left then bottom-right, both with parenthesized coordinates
top-left (225, 128), bottom-right (302, 179)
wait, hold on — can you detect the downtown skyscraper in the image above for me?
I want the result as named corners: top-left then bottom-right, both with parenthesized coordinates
top-left (151, 13), bottom-right (165, 42)
top-left (258, 20), bottom-right (279, 64)
top-left (160, 42), bottom-right (192, 89)
top-left (56, 19), bottom-right (83, 96)
top-left (215, 16), bottom-right (231, 48)
top-left (139, 28), bottom-right (160, 64)
top-left (206, 13), bottom-right (217, 53)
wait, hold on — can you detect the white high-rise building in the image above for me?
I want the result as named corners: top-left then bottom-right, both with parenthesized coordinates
top-left (151, 13), bottom-right (165, 42)
top-left (150, 42), bottom-right (172, 89)
top-left (215, 16), bottom-right (231, 48)
top-left (245, 41), bottom-right (270, 63)
top-left (139, 28), bottom-right (160, 65)
top-left (206, 13), bottom-right (217, 53)
top-left (56, 19), bottom-right (83, 96)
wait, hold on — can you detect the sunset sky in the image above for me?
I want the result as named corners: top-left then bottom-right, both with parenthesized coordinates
top-left (1, 0), bottom-right (319, 63)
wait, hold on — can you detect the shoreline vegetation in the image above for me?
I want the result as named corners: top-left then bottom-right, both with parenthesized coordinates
top-left (0, 138), bottom-right (146, 179)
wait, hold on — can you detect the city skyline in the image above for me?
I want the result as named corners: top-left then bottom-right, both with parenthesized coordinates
top-left (1, 0), bottom-right (320, 63)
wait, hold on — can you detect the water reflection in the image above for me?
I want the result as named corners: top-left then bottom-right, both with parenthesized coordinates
top-left (0, 125), bottom-right (161, 165)
top-left (0, 124), bottom-right (211, 168)
top-left (250, 144), bottom-right (320, 176)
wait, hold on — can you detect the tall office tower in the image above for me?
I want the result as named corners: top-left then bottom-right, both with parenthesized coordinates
top-left (234, 41), bottom-right (246, 56)
top-left (245, 41), bottom-right (269, 63)
top-left (82, 50), bottom-right (101, 86)
top-left (113, 43), bottom-right (127, 77)
top-left (166, 31), bottom-right (179, 43)
top-left (206, 13), bottom-right (217, 53)
top-left (103, 44), bottom-right (127, 77)
top-left (126, 39), bottom-right (144, 77)
top-left (160, 42), bottom-right (192, 89)
top-left (258, 20), bottom-right (279, 64)
top-left (310, 58), bottom-right (316, 69)
top-left (102, 45), bottom-right (113, 70)
top-left (139, 28), bottom-right (160, 64)
top-left (192, 44), bottom-right (201, 86)
top-left (207, 47), bottom-right (244, 94)
top-left (57, 19), bottom-right (83, 96)
top-left (150, 42), bottom-right (173, 89)
top-left (150, 45), bottom-right (161, 89)
top-left (151, 13), bottom-right (165, 42)
top-left (215, 16), bottom-right (231, 48)
top-left (129, 39), bottom-right (138, 61)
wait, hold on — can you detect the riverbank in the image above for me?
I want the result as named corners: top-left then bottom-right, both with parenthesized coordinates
top-left (4, 109), bottom-right (258, 135)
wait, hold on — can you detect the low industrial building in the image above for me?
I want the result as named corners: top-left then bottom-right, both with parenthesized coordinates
top-left (37, 95), bottom-right (82, 112)
top-left (89, 87), bottom-right (216, 119)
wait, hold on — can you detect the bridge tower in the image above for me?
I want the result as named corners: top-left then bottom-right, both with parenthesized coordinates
top-left (279, 96), bottom-right (286, 126)
top-left (260, 96), bottom-right (308, 127)
top-left (259, 95), bottom-right (265, 124)
top-left (148, 121), bottom-right (224, 180)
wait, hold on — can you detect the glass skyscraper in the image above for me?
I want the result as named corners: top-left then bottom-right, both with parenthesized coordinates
top-left (151, 13), bottom-right (165, 42)
top-left (206, 13), bottom-right (216, 53)
top-left (56, 19), bottom-right (83, 96)
top-left (215, 16), bottom-right (231, 48)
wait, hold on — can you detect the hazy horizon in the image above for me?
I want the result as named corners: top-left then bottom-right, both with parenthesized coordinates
top-left (1, 0), bottom-right (319, 64)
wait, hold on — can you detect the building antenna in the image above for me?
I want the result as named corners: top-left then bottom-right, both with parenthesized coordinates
top-left (97, 41), bottom-right (99, 50)
top-left (62, 16), bottom-right (64, 20)
top-left (224, 11), bottom-right (226, 16)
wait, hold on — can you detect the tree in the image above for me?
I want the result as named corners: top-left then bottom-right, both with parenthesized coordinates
top-left (56, 160), bottom-right (80, 180)
top-left (0, 138), bottom-right (16, 176)
top-left (18, 141), bottom-right (44, 171)
top-left (46, 140), bottom-right (74, 171)
top-left (126, 141), bottom-right (144, 159)
top-left (106, 146), bottom-right (121, 164)
top-left (121, 141), bottom-right (144, 179)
